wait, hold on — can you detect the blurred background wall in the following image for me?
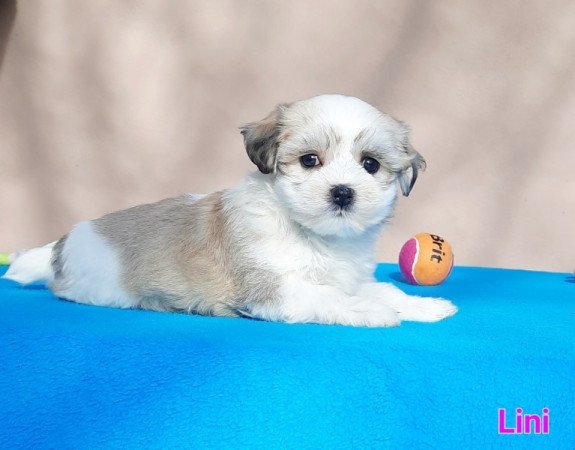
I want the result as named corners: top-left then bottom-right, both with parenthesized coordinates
top-left (0, 0), bottom-right (573, 272)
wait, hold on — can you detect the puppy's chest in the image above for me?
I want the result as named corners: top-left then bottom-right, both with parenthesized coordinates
top-left (258, 234), bottom-right (373, 292)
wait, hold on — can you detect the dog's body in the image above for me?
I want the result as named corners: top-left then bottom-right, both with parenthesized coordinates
top-left (4, 95), bottom-right (457, 327)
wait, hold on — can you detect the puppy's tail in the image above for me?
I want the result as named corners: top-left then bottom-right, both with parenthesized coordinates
top-left (2, 242), bottom-right (56, 285)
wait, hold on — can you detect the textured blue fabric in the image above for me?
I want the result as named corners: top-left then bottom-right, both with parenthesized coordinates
top-left (0, 264), bottom-right (573, 449)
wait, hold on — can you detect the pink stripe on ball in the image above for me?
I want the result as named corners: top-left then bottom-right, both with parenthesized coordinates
top-left (399, 238), bottom-right (418, 284)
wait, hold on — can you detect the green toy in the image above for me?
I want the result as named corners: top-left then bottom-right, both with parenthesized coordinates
top-left (0, 252), bottom-right (10, 266)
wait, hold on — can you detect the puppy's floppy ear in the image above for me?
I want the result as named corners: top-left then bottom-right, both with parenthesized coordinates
top-left (397, 126), bottom-right (426, 197)
top-left (240, 104), bottom-right (288, 174)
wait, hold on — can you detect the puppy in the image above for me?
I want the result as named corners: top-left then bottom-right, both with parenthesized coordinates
top-left (4, 94), bottom-right (457, 327)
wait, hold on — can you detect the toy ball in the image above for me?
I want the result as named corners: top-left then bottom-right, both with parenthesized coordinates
top-left (0, 252), bottom-right (10, 266)
top-left (399, 233), bottom-right (454, 285)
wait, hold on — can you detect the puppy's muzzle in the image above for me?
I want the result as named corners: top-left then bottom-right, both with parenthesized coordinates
top-left (330, 185), bottom-right (354, 209)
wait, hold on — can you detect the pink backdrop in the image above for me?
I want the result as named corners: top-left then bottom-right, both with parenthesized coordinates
top-left (0, 1), bottom-right (573, 272)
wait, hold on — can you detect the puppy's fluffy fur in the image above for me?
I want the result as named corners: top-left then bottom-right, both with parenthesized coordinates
top-left (4, 95), bottom-right (457, 327)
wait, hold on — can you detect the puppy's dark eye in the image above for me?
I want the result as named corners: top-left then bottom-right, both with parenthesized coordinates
top-left (300, 154), bottom-right (320, 168)
top-left (361, 157), bottom-right (380, 174)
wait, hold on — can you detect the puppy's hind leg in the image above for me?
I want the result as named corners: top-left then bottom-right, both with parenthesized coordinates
top-left (50, 221), bottom-right (139, 309)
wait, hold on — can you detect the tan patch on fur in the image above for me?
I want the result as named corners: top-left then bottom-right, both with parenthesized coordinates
top-left (90, 191), bottom-right (279, 316)
top-left (93, 193), bottom-right (241, 315)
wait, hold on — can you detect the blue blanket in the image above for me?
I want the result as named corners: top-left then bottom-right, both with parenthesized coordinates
top-left (0, 265), bottom-right (573, 449)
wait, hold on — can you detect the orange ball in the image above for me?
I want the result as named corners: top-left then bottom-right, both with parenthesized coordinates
top-left (398, 233), bottom-right (454, 285)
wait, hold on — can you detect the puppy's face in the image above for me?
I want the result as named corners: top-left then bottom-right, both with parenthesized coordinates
top-left (241, 95), bottom-right (425, 237)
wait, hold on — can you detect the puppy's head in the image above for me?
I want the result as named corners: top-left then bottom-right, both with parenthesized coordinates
top-left (241, 94), bottom-right (425, 237)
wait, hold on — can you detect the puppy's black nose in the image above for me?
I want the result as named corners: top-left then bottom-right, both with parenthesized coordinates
top-left (330, 185), bottom-right (354, 208)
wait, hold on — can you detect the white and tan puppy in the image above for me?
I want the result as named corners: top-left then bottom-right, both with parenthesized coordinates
top-left (4, 94), bottom-right (457, 327)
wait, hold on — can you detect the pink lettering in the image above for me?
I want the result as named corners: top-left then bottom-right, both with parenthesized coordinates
top-left (498, 407), bottom-right (550, 435)
top-left (498, 409), bottom-right (515, 434)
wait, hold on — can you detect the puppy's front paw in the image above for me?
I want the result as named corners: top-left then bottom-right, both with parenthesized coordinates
top-left (394, 296), bottom-right (457, 323)
top-left (346, 299), bottom-right (401, 328)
